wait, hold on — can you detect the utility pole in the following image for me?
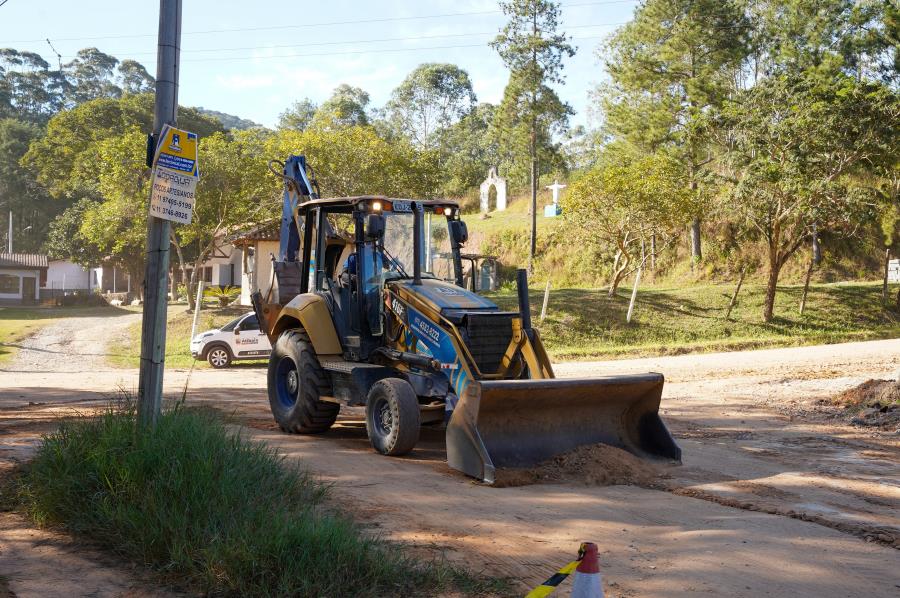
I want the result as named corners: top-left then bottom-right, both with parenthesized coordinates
top-left (7, 210), bottom-right (11, 253)
top-left (138, 0), bottom-right (181, 427)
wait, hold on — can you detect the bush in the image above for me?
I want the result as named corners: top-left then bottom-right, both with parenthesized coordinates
top-left (204, 285), bottom-right (241, 307)
top-left (16, 404), bottom-right (499, 597)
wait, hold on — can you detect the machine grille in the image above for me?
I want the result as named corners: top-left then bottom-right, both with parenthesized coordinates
top-left (460, 313), bottom-right (513, 374)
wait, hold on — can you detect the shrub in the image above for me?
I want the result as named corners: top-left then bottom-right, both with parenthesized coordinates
top-left (16, 404), bottom-right (500, 596)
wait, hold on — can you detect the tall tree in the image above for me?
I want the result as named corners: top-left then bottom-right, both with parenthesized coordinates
top-left (602, 0), bottom-right (750, 264)
top-left (311, 84), bottom-right (370, 130)
top-left (278, 98), bottom-right (317, 131)
top-left (491, 0), bottom-right (574, 273)
top-left (117, 59), bottom-right (155, 94)
top-left (64, 48), bottom-right (121, 104)
top-left (0, 48), bottom-right (68, 122)
top-left (386, 63), bottom-right (476, 150)
top-left (0, 118), bottom-right (59, 253)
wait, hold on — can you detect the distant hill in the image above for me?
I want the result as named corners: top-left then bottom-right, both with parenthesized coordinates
top-left (195, 107), bottom-right (262, 131)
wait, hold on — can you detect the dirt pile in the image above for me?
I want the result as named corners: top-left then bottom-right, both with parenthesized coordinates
top-left (492, 443), bottom-right (664, 488)
top-left (831, 379), bottom-right (900, 430)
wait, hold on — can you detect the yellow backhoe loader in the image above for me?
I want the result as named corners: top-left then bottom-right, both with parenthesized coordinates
top-left (253, 155), bottom-right (681, 483)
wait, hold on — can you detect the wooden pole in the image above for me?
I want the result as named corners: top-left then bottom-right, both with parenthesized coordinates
top-left (626, 268), bottom-right (641, 323)
top-left (190, 281), bottom-right (205, 341)
top-left (539, 278), bottom-right (551, 323)
top-left (725, 268), bottom-right (745, 321)
top-left (799, 258), bottom-right (814, 315)
top-left (138, 0), bottom-right (181, 427)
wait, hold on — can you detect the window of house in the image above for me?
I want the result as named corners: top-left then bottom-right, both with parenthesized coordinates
top-left (0, 274), bottom-right (20, 294)
top-left (203, 266), bottom-right (213, 283)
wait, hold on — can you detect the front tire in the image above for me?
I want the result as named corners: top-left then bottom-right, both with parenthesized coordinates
top-left (267, 330), bottom-right (338, 433)
top-left (207, 345), bottom-right (232, 368)
top-left (365, 378), bottom-right (420, 456)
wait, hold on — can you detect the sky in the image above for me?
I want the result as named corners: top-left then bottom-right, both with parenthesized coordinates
top-left (0, 0), bottom-right (640, 129)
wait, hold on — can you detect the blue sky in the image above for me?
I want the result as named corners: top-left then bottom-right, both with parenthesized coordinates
top-left (0, 0), bottom-right (639, 128)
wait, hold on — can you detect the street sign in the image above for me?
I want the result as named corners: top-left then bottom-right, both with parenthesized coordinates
top-left (149, 124), bottom-right (199, 224)
top-left (888, 259), bottom-right (900, 283)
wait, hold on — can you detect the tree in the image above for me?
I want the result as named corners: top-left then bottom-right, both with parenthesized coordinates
top-left (491, 0), bottom-right (574, 273)
top-left (178, 130), bottom-right (274, 309)
top-left (0, 48), bottom-right (68, 122)
top-left (311, 84), bottom-right (370, 130)
top-left (23, 93), bottom-right (224, 200)
top-left (441, 103), bottom-right (501, 197)
top-left (267, 126), bottom-right (433, 198)
top-left (563, 145), bottom-right (688, 296)
top-left (386, 63), bottom-right (476, 150)
top-left (0, 118), bottom-right (59, 253)
top-left (64, 48), bottom-right (121, 104)
top-left (117, 59), bottom-right (154, 94)
top-left (278, 98), bottom-right (317, 131)
top-left (602, 0), bottom-right (750, 264)
top-left (713, 73), bottom-right (899, 321)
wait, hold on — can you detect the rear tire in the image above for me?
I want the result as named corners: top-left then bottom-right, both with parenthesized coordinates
top-left (207, 345), bottom-right (232, 368)
top-left (267, 330), bottom-right (339, 433)
top-left (365, 378), bottom-right (420, 456)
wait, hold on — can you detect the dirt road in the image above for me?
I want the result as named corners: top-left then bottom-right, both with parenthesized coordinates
top-left (1, 313), bottom-right (899, 596)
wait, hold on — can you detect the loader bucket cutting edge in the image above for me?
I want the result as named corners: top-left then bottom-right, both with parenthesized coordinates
top-left (445, 373), bottom-right (681, 484)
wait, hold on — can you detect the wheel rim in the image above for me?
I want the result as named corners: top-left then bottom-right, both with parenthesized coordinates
top-left (275, 356), bottom-right (299, 408)
top-left (210, 349), bottom-right (228, 367)
top-left (372, 397), bottom-right (394, 437)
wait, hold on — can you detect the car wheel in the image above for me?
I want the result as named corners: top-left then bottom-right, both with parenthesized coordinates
top-left (365, 378), bottom-right (420, 456)
top-left (207, 345), bottom-right (232, 368)
top-left (267, 330), bottom-right (338, 433)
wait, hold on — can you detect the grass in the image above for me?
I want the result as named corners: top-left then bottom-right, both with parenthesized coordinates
top-left (0, 305), bottom-right (138, 364)
top-left (11, 403), bottom-right (507, 597)
top-left (108, 304), bottom-right (253, 369)
top-left (487, 280), bottom-right (900, 360)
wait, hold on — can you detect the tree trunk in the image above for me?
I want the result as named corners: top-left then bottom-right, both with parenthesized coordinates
top-left (763, 258), bottom-right (781, 323)
top-left (799, 258), bottom-right (814, 315)
top-left (528, 139), bottom-right (537, 275)
top-left (725, 268), bottom-right (745, 321)
top-left (188, 265), bottom-right (202, 313)
top-left (690, 217), bottom-right (702, 263)
top-left (650, 234), bottom-right (656, 272)
top-left (883, 248), bottom-right (891, 305)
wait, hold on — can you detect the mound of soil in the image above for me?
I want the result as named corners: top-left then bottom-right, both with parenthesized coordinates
top-left (492, 443), bottom-right (664, 488)
top-left (832, 379), bottom-right (900, 429)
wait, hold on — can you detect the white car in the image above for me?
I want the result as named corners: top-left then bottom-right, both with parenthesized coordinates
top-left (190, 312), bottom-right (271, 368)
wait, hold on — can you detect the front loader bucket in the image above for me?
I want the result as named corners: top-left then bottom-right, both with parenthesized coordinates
top-left (445, 374), bottom-right (681, 484)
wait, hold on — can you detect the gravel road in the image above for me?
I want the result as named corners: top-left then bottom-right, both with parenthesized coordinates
top-left (1, 312), bottom-right (899, 597)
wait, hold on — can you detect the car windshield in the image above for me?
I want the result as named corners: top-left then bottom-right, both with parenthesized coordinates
top-left (381, 212), bottom-right (451, 280)
top-left (219, 315), bottom-right (247, 332)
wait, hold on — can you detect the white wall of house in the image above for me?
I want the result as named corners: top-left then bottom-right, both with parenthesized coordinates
top-left (0, 267), bottom-right (40, 302)
top-left (203, 244), bottom-right (243, 287)
top-left (45, 260), bottom-right (90, 291)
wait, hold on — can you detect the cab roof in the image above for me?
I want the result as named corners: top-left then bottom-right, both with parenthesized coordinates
top-left (299, 196), bottom-right (460, 210)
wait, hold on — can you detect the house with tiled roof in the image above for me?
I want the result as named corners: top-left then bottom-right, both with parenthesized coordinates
top-left (0, 253), bottom-right (48, 305)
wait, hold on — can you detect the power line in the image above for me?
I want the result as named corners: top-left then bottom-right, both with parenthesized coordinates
top-left (64, 22), bottom-right (627, 59)
top-left (0, 0), bottom-right (11, 8)
top-left (177, 33), bottom-right (614, 64)
top-left (5, 0), bottom-right (637, 44)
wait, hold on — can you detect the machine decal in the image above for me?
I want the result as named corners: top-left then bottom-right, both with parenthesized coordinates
top-left (403, 304), bottom-right (469, 399)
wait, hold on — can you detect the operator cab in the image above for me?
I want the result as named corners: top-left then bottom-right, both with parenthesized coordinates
top-left (276, 196), bottom-right (469, 361)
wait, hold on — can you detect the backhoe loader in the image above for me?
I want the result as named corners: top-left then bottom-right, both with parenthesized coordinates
top-left (253, 155), bottom-right (681, 484)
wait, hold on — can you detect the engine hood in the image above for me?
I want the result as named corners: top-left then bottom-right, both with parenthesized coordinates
top-left (389, 278), bottom-right (497, 314)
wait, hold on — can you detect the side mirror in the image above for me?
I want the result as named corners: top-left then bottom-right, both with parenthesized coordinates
top-left (449, 219), bottom-right (468, 245)
top-left (366, 213), bottom-right (385, 241)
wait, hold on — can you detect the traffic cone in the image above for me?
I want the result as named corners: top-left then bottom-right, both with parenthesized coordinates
top-left (570, 542), bottom-right (603, 598)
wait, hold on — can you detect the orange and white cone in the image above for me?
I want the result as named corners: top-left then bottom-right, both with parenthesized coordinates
top-left (571, 542), bottom-right (603, 598)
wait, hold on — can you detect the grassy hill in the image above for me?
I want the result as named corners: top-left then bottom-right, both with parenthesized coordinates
top-left (488, 281), bottom-right (898, 360)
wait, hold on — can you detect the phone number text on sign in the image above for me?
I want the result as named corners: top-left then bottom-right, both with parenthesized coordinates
top-left (149, 166), bottom-right (197, 224)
